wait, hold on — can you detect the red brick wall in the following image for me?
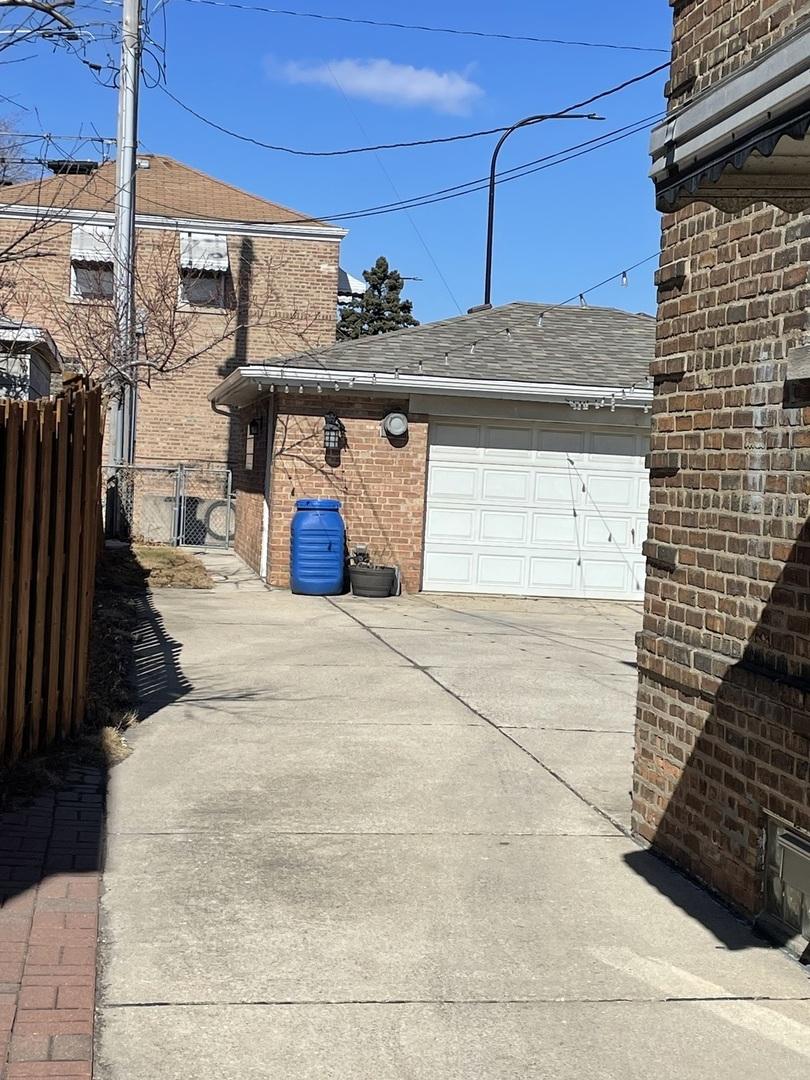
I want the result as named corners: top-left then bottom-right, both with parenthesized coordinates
top-left (634, 0), bottom-right (810, 915)
top-left (256, 393), bottom-right (429, 593)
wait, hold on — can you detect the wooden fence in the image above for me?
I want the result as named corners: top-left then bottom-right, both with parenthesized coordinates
top-left (0, 384), bottom-right (102, 767)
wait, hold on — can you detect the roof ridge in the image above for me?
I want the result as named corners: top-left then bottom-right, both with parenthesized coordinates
top-left (144, 154), bottom-right (324, 225)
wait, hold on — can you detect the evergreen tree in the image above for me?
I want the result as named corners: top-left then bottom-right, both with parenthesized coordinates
top-left (337, 256), bottom-right (419, 340)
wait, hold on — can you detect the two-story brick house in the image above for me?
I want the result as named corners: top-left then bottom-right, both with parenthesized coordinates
top-left (0, 154), bottom-right (345, 472)
top-left (636, 1), bottom-right (810, 949)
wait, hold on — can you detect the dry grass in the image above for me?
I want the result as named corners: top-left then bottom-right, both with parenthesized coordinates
top-left (132, 545), bottom-right (214, 589)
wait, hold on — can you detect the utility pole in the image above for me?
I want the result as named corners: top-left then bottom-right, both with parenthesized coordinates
top-left (111, 0), bottom-right (141, 466)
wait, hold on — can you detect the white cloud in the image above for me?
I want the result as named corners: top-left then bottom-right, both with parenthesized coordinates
top-left (270, 57), bottom-right (483, 115)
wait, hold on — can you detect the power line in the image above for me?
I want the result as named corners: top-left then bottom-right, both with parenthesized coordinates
top-left (157, 60), bottom-right (669, 158)
top-left (320, 116), bottom-right (662, 223)
top-left (176, 0), bottom-right (669, 53)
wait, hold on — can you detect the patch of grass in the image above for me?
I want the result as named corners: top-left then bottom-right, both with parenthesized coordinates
top-left (132, 545), bottom-right (214, 589)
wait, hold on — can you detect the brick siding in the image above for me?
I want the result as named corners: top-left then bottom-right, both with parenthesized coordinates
top-left (0, 219), bottom-right (339, 469)
top-left (232, 392), bottom-right (429, 593)
top-left (634, 0), bottom-right (810, 915)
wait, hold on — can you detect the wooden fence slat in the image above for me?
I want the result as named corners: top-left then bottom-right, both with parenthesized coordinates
top-left (59, 391), bottom-right (85, 738)
top-left (45, 396), bottom-right (68, 746)
top-left (0, 405), bottom-right (20, 761)
top-left (1, 386), bottom-right (102, 767)
top-left (10, 404), bottom-right (38, 762)
top-left (72, 387), bottom-right (101, 729)
top-left (29, 402), bottom-right (55, 752)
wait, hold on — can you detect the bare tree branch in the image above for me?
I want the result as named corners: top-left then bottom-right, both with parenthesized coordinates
top-left (0, 0), bottom-right (74, 30)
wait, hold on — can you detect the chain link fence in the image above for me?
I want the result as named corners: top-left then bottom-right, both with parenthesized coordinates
top-left (103, 464), bottom-right (234, 548)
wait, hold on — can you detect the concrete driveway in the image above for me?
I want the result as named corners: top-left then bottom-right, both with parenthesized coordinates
top-left (96, 557), bottom-right (810, 1078)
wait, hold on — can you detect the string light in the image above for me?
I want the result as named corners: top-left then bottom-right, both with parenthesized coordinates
top-left (470, 342), bottom-right (476, 354)
top-left (579, 294), bottom-right (587, 307)
top-left (537, 314), bottom-right (543, 329)
top-left (621, 270), bottom-right (628, 287)
top-left (298, 384), bottom-right (304, 393)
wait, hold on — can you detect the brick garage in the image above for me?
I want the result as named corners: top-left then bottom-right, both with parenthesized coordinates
top-left (219, 301), bottom-right (655, 599)
top-left (639, 0), bottom-right (810, 930)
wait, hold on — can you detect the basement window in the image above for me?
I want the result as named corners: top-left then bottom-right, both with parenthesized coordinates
top-left (765, 818), bottom-right (810, 940)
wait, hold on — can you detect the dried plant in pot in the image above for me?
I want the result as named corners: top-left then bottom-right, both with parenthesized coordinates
top-left (348, 545), bottom-right (397, 598)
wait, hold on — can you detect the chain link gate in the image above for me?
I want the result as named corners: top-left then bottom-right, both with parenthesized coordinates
top-left (103, 464), bottom-right (234, 548)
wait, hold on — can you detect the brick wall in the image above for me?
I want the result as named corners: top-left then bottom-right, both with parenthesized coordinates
top-left (670, 0), bottom-right (810, 98)
top-left (0, 218), bottom-right (340, 468)
top-left (634, 0), bottom-right (810, 915)
top-left (251, 393), bottom-right (428, 593)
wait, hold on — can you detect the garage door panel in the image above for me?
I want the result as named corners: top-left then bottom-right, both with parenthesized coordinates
top-left (529, 556), bottom-right (579, 590)
top-left (424, 420), bottom-right (649, 600)
top-left (532, 513), bottom-right (579, 546)
top-left (589, 432), bottom-right (642, 460)
top-left (430, 423), bottom-right (483, 456)
top-left (426, 508), bottom-right (477, 542)
top-left (423, 551), bottom-right (474, 586)
top-left (582, 515), bottom-right (632, 548)
top-left (586, 474), bottom-right (636, 507)
top-left (538, 430), bottom-right (586, 457)
top-left (483, 425), bottom-right (534, 455)
top-left (534, 471), bottom-right (578, 504)
top-left (482, 469), bottom-right (530, 501)
top-left (429, 466), bottom-right (478, 499)
top-left (478, 554), bottom-right (525, 589)
top-left (581, 559), bottom-right (632, 593)
top-left (480, 511), bottom-right (528, 543)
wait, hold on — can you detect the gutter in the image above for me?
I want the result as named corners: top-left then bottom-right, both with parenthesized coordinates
top-left (0, 204), bottom-right (347, 244)
top-left (209, 364), bottom-right (653, 409)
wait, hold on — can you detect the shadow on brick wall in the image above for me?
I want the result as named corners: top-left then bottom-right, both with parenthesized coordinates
top-left (627, 517), bottom-right (810, 955)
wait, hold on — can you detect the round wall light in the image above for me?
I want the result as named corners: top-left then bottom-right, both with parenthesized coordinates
top-left (382, 412), bottom-right (408, 437)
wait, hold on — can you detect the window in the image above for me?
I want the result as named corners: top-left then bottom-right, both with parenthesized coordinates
top-left (765, 817), bottom-right (810, 941)
top-left (70, 224), bottom-right (114, 300)
top-left (179, 269), bottom-right (227, 308)
top-left (179, 231), bottom-right (230, 309)
top-left (72, 263), bottom-right (114, 300)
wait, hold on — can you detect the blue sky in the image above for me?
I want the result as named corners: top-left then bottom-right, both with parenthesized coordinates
top-left (7, 1), bottom-right (673, 323)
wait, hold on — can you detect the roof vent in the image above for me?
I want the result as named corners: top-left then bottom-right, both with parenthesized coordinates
top-left (136, 158), bottom-right (151, 170)
top-left (47, 159), bottom-right (99, 176)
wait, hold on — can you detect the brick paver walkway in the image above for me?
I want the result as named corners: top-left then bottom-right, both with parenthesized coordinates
top-left (0, 767), bottom-right (104, 1080)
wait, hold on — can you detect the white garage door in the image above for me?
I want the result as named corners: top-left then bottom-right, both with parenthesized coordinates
top-left (423, 420), bottom-right (649, 600)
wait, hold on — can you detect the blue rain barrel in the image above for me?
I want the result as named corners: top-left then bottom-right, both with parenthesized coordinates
top-left (290, 499), bottom-right (346, 595)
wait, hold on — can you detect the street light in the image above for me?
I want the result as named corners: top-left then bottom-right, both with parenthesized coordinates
top-left (472, 112), bottom-right (604, 312)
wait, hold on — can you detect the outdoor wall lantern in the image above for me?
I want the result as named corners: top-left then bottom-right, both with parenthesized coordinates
top-left (323, 411), bottom-right (346, 452)
top-left (248, 418), bottom-right (261, 436)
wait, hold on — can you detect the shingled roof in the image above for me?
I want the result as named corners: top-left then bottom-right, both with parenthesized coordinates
top-left (273, 301), bottom-right (655, 388)
top-left (0, 154), bottom-right (324, 226)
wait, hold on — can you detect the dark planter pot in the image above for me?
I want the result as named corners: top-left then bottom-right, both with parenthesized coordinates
top-left (349, 565), bottom-right (396, 598)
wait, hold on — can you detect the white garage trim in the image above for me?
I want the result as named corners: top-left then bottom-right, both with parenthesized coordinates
top-left (423, 417), bottom-right (649, 601)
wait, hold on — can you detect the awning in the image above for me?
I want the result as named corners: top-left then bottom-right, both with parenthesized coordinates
top-left (337, 266), bottom-right (365, 302)
top-left (179, 231), bottom-right (229, 272)
top-left (650, 21), bottom-right (810, 212)
top-left (70, 223), bottom-right (113, 263)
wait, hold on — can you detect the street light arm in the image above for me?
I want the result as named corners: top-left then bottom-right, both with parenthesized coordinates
top-left (481, 111), bottom-right (603, 308)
